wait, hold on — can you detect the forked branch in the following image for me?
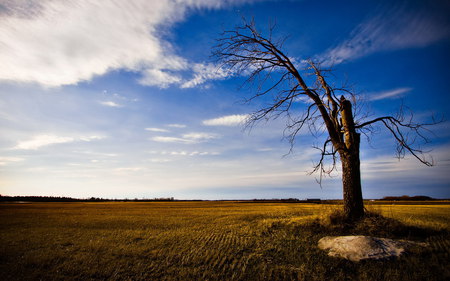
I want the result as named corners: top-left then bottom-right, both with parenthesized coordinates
top-left (355, 108), bottom-right (441, 166)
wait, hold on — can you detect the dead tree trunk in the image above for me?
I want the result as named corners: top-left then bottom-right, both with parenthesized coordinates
top-left (340, 145), bottom-right (364, 220)
top-left (339, 97), bottom-right (364, 220)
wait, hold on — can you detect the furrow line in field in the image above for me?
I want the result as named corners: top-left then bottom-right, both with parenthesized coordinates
top-left (228, 258), bottom-right (239, 280)
top-left (201, 248), bottom-right (217, 267)
top-left (222, 232), bottom-right (233, 250)
top-left (203, 231), bottom-right (219, 247)
top-left (218, 255), bottom-right (231, 272)
top-left (205, 247), bottom-right (220, 267)
top-left (225, 254), bottom-right (247, 280)
top-left (230, 230), bottom-right (241, 249)
top-left (185, 242), bottom-right (208, 265)
top-left (182, 232), bottom-right (219, 262)
top-left (208, 232), bottom-right (226, 251)
top-left (211, 252), bottom-right (224, 269)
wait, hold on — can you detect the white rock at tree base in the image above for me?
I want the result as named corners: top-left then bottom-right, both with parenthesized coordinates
top-left (318, 235), bottom-right (424, 262)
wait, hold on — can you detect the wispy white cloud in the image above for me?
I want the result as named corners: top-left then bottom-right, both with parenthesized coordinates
top-left (368, 87), bottom-right (412, 101)
top-left (151, 136), bottom-right (192, 144)
top-left (139, 68), bottom-right (184, 88)
top-left (148, 158), bottom-right (172, 163)
top-left (12, 134), bottom-right (104, 150)
top-left (114, 167), bottom-right (146, 173)
top-left (79, 136), bottom-right (104, 142)
top-left (188, 151), bottom-right (220, 156)
top-left (99, 101), bottom-right (122, 108)
top-left (102, 91), bottom-right (138, 103)
top-left (181, 63), bottom-right (231, 88)
top-left (148, 150), bottom-right (220, 156)
top-left (13, 135), bottom-right (74, 150)
top-left (0, 0), bottom-right (253, 88)
top-left (293, 96), bottom-right (311, 104)
top-left (203, 114), bottom-right (250, 126)
top-left (72, 150), bottom-right (118, 157)
top-left (145, 127), bottom-right (170, 133)
top-left (167, 124), bottom-right (187, 128)
top-left (1, 0), bottom-right (175, 86)
top-left (182, 132), bottom-right (219, 140)
top-left (319, 6), bottom-right (450, 65)
top-left (139, 62), bottom-right (231, 89)
top-left (256, 147), bottom-right (273, 152)
top-left (151, 132), bottom-right (219, 144)
top-left (0, 157), bottom-right (24, 166)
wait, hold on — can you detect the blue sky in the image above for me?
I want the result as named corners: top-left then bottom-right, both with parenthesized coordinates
top-left (0, 0), bottom-right (449, 199)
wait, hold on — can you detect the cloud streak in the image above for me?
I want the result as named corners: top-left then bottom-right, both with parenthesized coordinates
top-left (319, 5), bottom-right (450, 65)
top-left (368, 87), bottom-right (412, 101)
top-left (0, 0), bottom-right (253, 88)
top-left (145, 128), bottom-right (170, 133)
top-left (148, 150), bottom-right (220, 157)
top-left (12, 135), bottom-right (104, 150)
top-left (203, 114), bottom-right (250, 126)
top-left (181, 63), bottom-right (231, 88)
top-left (99, 101), bottom-right (122, 108)
top-left (0, 157), bottom-right (24, 166)
top-left (151, 132), bottom-right (219, 144)
top-left (167, 124), bottom-right (187, 128)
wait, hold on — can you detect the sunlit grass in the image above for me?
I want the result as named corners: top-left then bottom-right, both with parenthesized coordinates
top-left (0, 202), bottom-right (448, 280)
top-left (366, 204), bottom-right (450, 231)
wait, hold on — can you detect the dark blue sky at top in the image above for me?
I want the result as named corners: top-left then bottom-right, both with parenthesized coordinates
top-left (0, 0), bottom-right (449, 199)
top-left (161, 0), bottom-right (450, 152)
top-left (173, 0), bottom-right (450, 107)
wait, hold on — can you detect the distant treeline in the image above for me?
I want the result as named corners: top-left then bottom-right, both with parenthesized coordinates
top-left (240, 198), bottom-right (322, 203)
top-left (380, 195), bottom-right (435, 201)
top-left (0, 195), bottom-right (176, 202)
top-left (0, 195), bottom-right (440, 203)
top-left (0, 195), bottom-right (322, 203)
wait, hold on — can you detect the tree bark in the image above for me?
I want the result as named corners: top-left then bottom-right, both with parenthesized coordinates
top-left (340, 97), bottom-right (364, 221)
top-left (340, 141), bottom-right (364, 221)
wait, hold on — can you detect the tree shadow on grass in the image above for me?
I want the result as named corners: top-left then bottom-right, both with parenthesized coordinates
top-left (301, 210), bottom-right (447, 241)
top-left (245, 211), bottom-right (449, 281)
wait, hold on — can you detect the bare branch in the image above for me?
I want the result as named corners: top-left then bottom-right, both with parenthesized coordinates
top-left (355, 107), bottom-right (442, 166)
top-left (213, 19), bottom-right (438, 185)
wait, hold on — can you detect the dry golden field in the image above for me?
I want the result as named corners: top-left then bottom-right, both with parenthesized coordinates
top-left (0, 202), bottom-right (449, 280)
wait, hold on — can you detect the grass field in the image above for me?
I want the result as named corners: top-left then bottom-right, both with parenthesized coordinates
top-left (0, 202), bottom-right (449, 280)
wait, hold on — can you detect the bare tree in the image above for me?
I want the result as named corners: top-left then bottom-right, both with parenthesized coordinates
top-left (213, 20), bottom-right (437, 221)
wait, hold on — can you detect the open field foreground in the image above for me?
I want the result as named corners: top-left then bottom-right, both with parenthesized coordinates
top-left (1, 202), bottom-right (449, 280)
